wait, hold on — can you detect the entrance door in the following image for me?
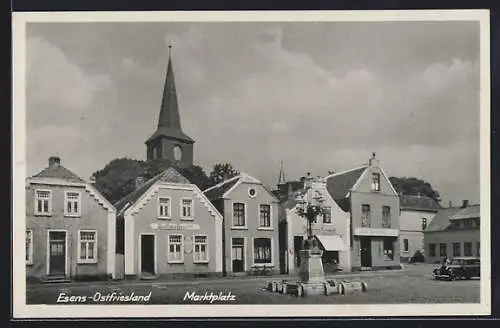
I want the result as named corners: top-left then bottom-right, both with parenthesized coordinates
top-left (232, 238), bottom-right (245, 273)
top-left (141, 235), bottom-right (155, 275)
top-left (360, 238), bottom-right (372, 267)
top-left (48, 231), bottom-right (66, 276)
top-left (294, 236), bottom-right (304, 268)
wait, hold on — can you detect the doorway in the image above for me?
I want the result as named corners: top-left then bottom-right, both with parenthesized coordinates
top-left (294, 236), bottom-right (304, 268)
top-left (141, 234), bottom-right (155, 275)
top-left (360, 238), bottom-right (372, 267)
top-left (231, 237), bottom-right (245, 273)
top-left (48, 231), bottom-right (66, 276)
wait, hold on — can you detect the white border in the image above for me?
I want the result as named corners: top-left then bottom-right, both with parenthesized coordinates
top-left (12, 9), bottom-right (490, 318)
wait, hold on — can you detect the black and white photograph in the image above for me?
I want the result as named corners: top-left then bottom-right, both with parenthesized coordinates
top-left (12, 10), bottom-right (490, 318)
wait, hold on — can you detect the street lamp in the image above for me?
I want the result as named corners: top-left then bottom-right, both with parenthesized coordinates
top-left (295, 172), bottom-right (329, 253)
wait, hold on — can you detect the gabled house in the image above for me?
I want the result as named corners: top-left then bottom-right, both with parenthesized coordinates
top-left (115, 167), bottom-right (223, 279)
top-left (203, 173), bottom-right (280, 276)
top-left (325, 153), bottom-right (401, 270)
top-left (278, 178), bottom-right (351, 275)
top-left (26, 156), bottom-right (116, 282)
top-left (399, 193), bottom-right (442, 262)
top-left (424, 201), bottom-right (480, 264)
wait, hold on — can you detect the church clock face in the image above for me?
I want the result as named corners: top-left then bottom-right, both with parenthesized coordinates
top-left (173, 145), bottom-right (183, 161)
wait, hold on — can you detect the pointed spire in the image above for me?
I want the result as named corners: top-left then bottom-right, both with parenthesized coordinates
top-left (278, 160), bottom-right (286, 185)
top-left (157, 43), bottom-right (181, 130)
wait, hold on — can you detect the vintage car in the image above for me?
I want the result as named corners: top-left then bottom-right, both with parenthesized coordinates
top-left (433, 257), bottom-right (480, 280)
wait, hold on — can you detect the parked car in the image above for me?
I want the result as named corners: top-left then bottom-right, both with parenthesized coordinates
top-left (433, 256), bottom-right (480, 280)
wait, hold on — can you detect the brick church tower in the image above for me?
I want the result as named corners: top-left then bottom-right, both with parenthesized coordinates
top-left (145, 46), bottom-right (194, 168)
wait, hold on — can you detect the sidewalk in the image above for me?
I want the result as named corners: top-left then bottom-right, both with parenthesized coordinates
top-left (27, 264), bottom-right (432, 290)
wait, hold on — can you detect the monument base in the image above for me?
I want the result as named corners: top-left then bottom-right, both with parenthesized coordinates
top-left (298, 248), bottom-right (327, 296)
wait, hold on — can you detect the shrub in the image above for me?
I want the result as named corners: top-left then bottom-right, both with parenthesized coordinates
top-left (411, 250), bottom-right (425, 263)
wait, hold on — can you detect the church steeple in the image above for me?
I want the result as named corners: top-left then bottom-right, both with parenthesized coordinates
top-left (278, 160), bottom-right (286, 185)
top-left (157, 44), bottom-right (181, 130)
top-left (145, 44), bottom-right (195, 168)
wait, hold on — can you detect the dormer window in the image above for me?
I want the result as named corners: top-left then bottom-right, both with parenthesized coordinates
top-left (371, 173), bottom-right (380, 191)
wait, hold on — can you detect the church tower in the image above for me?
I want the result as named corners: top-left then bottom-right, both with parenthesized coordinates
top-left (145, 45), bottom-right (194, 168)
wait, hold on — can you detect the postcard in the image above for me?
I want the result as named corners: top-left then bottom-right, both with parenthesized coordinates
top-left (12, 9), bottom-right (491, 318)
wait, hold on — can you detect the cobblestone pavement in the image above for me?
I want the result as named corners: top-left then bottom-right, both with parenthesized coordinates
top-left (26, 264), bottom-right (480, 304)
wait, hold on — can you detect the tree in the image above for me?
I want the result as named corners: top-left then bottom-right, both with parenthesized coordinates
top-left (208, 162), bottom-right (239, 185)
top-left (389, 176), bottom-right (441, 202)
top-left (91, 158), bottom-right (211, 204)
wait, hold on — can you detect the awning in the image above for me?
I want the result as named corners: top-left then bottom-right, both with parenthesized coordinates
top-left (316, 235), bottom-right (349, 251)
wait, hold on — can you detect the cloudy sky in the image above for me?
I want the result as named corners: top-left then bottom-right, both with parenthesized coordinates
top-left (25, 20), bottom-right (481, 205)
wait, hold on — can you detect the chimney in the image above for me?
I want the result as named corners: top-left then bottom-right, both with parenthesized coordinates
top-left (461, 200), bottom-right (469, 208)
top-left (368, 152), bottom-right (379, 167)
top-left (449, 200), bottom-right (453, 208)
top-left (48, 156), bottom-right (61, 168)
top-left (328, 170), bottom-right (335, 175)
top-left (135, 176), bottom-right (146, 190)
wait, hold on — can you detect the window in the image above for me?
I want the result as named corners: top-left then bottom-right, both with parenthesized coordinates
top-left (463, 219), bottom-right (473, 229)
top-left (439, 243), bottom-right (447, 257)
top-left (382, 206), bottom-right (391, 228)
top-left (26, 230), bottom-right (33, 264)
top-left (64, 191), bottom-right (81, 216)
top-left (168, 235), bottom-right (184, 263)
top-left (422, 218), bottom-right (428, 230)
top-left (232, 203), bottom-right (246, 227)
top-left (383, 238), bottom-right (394, 260)
top-left (452, 242), bottom-right (461, 257)
top-left (173, 145), bottom-right (183, 161)
top-left (449, 221), bottom-right (461, 229)
top-left (323, 207), bottom-right (332, 224)
top-left (158, 197), bottom-right (171, 218)
top-left (474, 218), bottom-right (480, 228)
top-left (371, 173), bottom-right (380, 191)
top-left (403, 238), bottom-right (409, 252)
top-left (254, 238), bottom-right (272, 264)
top-left (34, 189), bottom-right (51, 215)
top-left (464, 242), bottom-right (472, 256)
top-left (78, 230), bottom-right (97, 263)
top-left (193, 235), bottom-right (208, 263)
top-left (476, 242), bottom-right (480, 256)
top-left (429, 243), bottom-right (436, 257)
top-left (181, 198), bottom-right (193, 219)
top-left (248, 188), bottom-right (257, 198)
top-left (361, 204), bottom-right (371, 227)
top-left (259, 204), bottom-right (271, 228)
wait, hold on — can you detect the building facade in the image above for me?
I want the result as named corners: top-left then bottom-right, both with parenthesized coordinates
top-left (399, 194), bottom-right (441, 262)
top-left (325, 153), bottom-right (401, 270)
top-left (424, 201), bottom-right (480, 264)
top-left (278, 178), bottom-right (351, 275)
top-left (26, 156), bottom-right (116, 282)
top-left (115, 168), bottom-right (223, 279)
top-left (204, 173), bottom-right (280, 276)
